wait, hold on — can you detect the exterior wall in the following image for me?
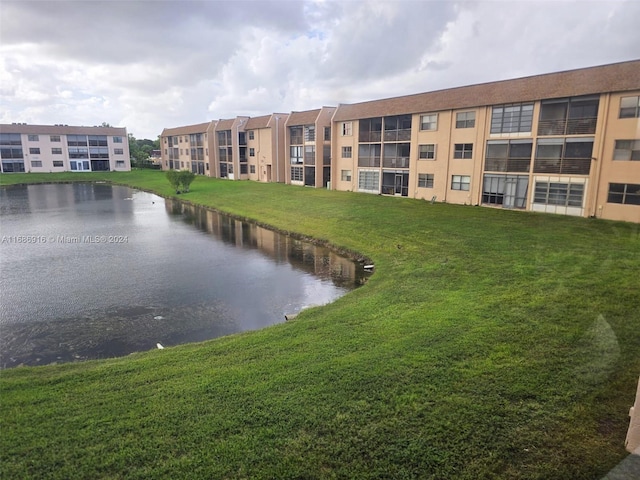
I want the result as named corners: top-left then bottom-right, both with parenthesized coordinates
top-left (0, 125), bottom-right (130, 173)
top-left (156, 62), bottom-right (640, 223)
top-left (333, 120), bottom-right (357, 191)
top-left (593, 91), bottom-right (640, 222)
top-left (332, 90), bottom-right (639, 222)
top-left (160, 122), bottom-right (213, 175)
top-left (243, 114), bottom-right (288, 183)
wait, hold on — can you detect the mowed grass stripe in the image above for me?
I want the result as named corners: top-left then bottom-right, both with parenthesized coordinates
top-left (1, 170), bottom-right (638, 479)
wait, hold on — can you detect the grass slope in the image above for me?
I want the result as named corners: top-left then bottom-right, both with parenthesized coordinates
top-left (1, 170), bottom-right (639, 479)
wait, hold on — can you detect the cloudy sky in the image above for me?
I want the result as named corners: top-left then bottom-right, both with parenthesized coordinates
top-left (1, 0), bottom-right (639, 140)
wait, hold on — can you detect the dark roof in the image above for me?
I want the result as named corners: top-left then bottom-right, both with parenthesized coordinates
top-left (333, 60), bottom-right (640, 121)
top-left (161, 122), bottom-right (211, 136)
top-left (245, 115), bottom-right (272, 129)
top-left (287, 109), bottom-right (322, 126)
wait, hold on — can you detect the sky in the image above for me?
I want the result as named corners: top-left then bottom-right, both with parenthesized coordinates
top-left (1, 0), bottom-right (639, 140)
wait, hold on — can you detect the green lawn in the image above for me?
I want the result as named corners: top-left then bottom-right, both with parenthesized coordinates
top-left (1, 170), bottom-right (639, 479)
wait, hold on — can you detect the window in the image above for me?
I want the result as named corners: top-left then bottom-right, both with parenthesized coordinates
top-left (88, 135), bottom-right (107, 146)
top-left (249, 148), bottom-right (255, 157)
top-left (359, 118), bottom-right (382, 142)
top-left (383, 115), bottom-right (412, 141)
top-left (67, 135), bottom-right (87, 146)
top-left (456, 111), bottom-right (475, 128)
top-left (304, 146), bottom-right (315, 165)
top-left (249, 165), bottom-right (255, 174)
top-left (324, 127), bottom-right (331, 141)
top-left (454, 143), bottom-right (473, 159)
top-left (383, 143), bottom-right (410, 168)
top-left (418, 173), bottom-right (434, 188)
top-left (290, 126), bottom-right (303, 145)
top-left (482, 174), bottom-right (528, 209)
top-left (113, 136), bottom-right (123, 143)
top-left (534, 182), bottom-right (584, 207)
top-left (323, 145), bottom-right (331, 165)
top-left (28, 135), bottom-right (39, 141)
top-left (341, 122), bottom-right (352, 136)
top-left (358, 144), bottom-right (381, 167)
top-left (29, 147), bottom-right (40, 154)
top-left (538, 96), bottom-right (599, 135)
top-left (51, 148), bottom-right (62, 155)
top-left (342, 146), bottom-right (352, 158)
top-left (248, 131), bottom-right (255, 140)
top-left (608, 183), bottom-right (640, 205)
top-left (291, 166), bottom-right (303, 182)
top-left (31, 160), bottom-right (42, 167)
top-left (114, 148), bottom-right (124, 155)
top-left (50, 135), bottom-right (61, 142)
top-left (358, 170), bottom-right (380, 193)
top-left (491, 103), bottom-right (534, 134)
top-left (451, 175), bottom-right (470, 191)
top-left (613, 140), bottom-right (640, 161)
top-left (341, 170), bottom-right (352, 181)
top-left (217, 130), bottom-right (232, 146)
top-left (419, 144), bottom-right (436, 160)
top-left (304, 125), bottom-right (315, 142)
top-left (116, 161), bottom-right (125, 167)
top-left (420, 114), bottom-right (437, 131)
top-left (534, 138), bottom-right (594, 174)
top-left (620, 96), bottom-right (640, 118)
top-left (53, 161), bottom-right (63, 167)
top-left (485, 140), bottom-right (532, 172)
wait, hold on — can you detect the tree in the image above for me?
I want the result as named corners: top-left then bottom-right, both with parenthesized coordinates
top-left (178, 170), bottom-right (196, 193)
top-left (166, 170), bottom-right (181, 193)
top-left (166, 170), bottom-right (196, 194)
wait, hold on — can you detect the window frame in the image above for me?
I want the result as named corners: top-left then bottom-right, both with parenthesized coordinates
top-left (418, 144), bottom-right (436, 160)
top-left (607, 183), bottom-right (640, 205)
top-left (490, 103), bottom-right (534, 134)
top-left (456, 111), bottom-right (476, 129)
top-left (418, 173), bottom-right (434, 188)
top-left (420, 114), bottom-right (438, 131)
top-left (453, 143), bottom-right (473, 159)
top-left (451, 175), bottom-right (471, 191)
top-left (613, 140), bottom-right (640, 161)
top-left (620, 96), bottom-right (640, 119)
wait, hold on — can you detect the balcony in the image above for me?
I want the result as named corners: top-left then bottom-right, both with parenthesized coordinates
top-left (537, 117), bottom-right (597, 136)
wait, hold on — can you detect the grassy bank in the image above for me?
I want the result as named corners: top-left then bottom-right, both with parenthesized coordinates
top-left (1, 170), bottom-right (639, 479)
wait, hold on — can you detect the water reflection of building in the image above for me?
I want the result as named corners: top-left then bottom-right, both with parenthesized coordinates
top-left (165, 199), bottom-right (366, 287)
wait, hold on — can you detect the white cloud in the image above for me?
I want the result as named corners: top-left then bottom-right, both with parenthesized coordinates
top-left (1, 0), bottom-right (639, 139)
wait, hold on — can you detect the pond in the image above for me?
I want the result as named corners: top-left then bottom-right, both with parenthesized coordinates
top-left (0, 183), bottom-right (370, 368)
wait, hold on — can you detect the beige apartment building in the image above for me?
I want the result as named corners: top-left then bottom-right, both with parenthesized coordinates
top-left (159, 61), bottom-right (638, 222)
top-left (244, 114), bottom-right (289, 183)
top-left (285, 107), bottom-right (336, 187)
top-left (332, 60), bottom-right (640, 223)
top-left (160, 122), bottom-right (215, 175)
top-left (0, 124), bottom-right (130, 173)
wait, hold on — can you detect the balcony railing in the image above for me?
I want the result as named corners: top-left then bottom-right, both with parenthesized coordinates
top-left (533, 158), bottom-right (592, 175)
top-left (537, 117), bottom-right (597, 136)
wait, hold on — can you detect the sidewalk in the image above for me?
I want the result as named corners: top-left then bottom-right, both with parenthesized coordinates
top-left (602, 447), bottom-right (640, 480)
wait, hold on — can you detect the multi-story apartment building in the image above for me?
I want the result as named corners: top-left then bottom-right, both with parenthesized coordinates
top-left (244, 114), bottom-right (289, 183)
top-left (332, 60), bottom-right (640, 223)
top-left (158, 61), bottom-right (638, 222)
top-left (160, 122), bottom-right (215, 175)
top-left (285, 107), bottom-right (336, 188)
top-left (0, 124), bottom-right (130, 173)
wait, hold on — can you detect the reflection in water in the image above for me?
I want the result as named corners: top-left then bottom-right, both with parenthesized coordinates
top-left (0, 184), bottom-right (371, 368)
top-left (165, 199), bottom-right (369, 288)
